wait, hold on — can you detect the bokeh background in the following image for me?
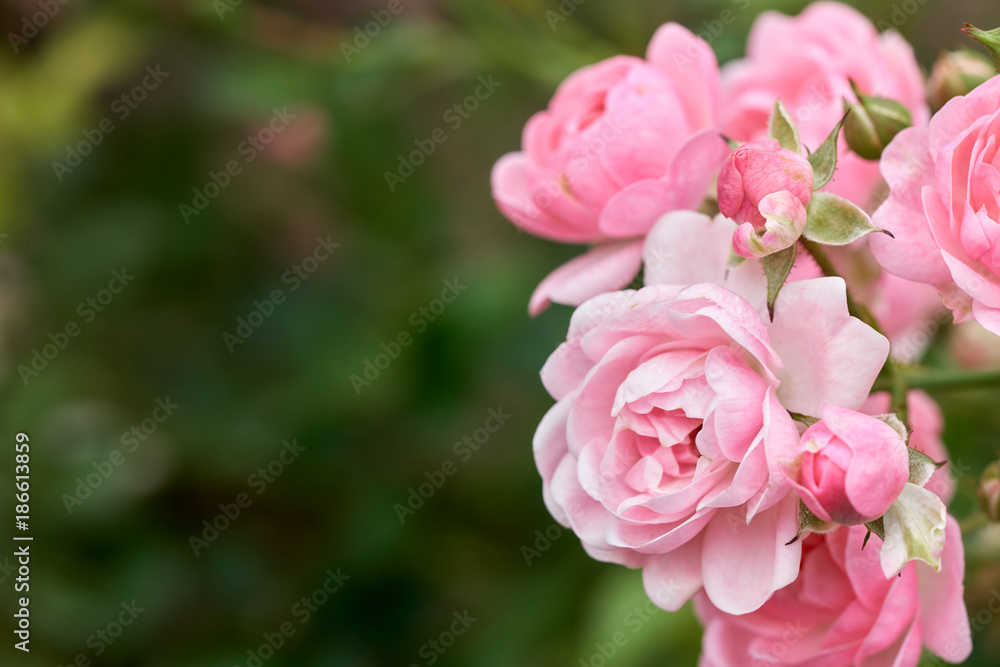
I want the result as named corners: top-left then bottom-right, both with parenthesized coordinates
top-left (1, 0), bottom-right (999, 665)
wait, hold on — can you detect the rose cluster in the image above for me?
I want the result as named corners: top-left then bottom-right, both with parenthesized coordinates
top-left (490, 2), bottom-right (1000, 665)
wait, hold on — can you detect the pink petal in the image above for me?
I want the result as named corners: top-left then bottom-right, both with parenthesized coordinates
top-left (642, 534), bottom-right (705, 611)
top-left (491, 152), bottom-right (598, 243)
top-left (768, 277), bottom-right (889, 416)
top-left (597, 130), bottom-right (729, 237)
top-left (916, 516), bottom-right (972, 662)
top-left (700, 495), bottom-right (801, 614)
top-left (820, 405), bottom-right (909, 520)
top-left (701, 346), bottom-right (767, 461)
top-left (646, 23), bottom-right (721, 129)
top-left (528, 239), bottom-right (644, 316)
top-left (643, 211), bottom-right (768, 309)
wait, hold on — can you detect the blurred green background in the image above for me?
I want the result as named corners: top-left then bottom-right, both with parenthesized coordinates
top-left (0, 0), bottom-right (999, 665)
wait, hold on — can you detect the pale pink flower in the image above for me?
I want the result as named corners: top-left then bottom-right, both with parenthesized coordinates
top-left (535, 273), bottom-right (888, 614)
top-left (721, 2), bottom-right (927, 210)
top-left (695, 518), bottom-right (972, 667)
top-left (870, 75), bottom-right (1000, 335)
top-left (788, 405), bottom-right (909, 526)
top-left (491, 24), bottom-right (729, 315)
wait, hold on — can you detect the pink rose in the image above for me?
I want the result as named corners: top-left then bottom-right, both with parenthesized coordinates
top-left (535, 276), bottom-right (888, 614)
top-left (491, 24), bottom-right (729, 315)
top-left (696, 518), bottom-right (972, 667)
top-left (869, 75), bottom-right (1000, 335)
top-left (721, 2), bottom-right (928, 209)
top-left (717, 140), bottom-right (813, 257)
top-left (789, 405), bottom-right (909, 525)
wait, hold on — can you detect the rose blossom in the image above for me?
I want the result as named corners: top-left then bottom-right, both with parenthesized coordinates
top-left (534, 272), bottom-right (888, 614)
top-left (696, 391), bottom-right (968, 666)
top-left (788, 405), bottom-right (909, 526)
top-left (491, 23), bottom-right (729, 315)
top-left (717, 140), bottom-right (814, 257)
top-left (870, 75), bottom-right (1000, 335)
top-left (695, 518), bottom-right (971, 667)
top-left (721, 2), bottom-right (928, 210)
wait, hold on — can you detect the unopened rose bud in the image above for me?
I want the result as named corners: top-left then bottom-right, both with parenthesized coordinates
top-left (787, 405), bottom-right (910, 526)
top-left (979, 461), bottom-right (1000, 522)
top-left (928, 50), bottom-right (995, 110)
top-left (717, 139), bottom-right (813, 258)
top-left (963, 24), bottom-right (1000, 70)
top-left (843, 82), bottom-right (912, 161)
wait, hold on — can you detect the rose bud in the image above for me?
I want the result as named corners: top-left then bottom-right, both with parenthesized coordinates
top-left (979, 461), bottom-right (1000, 522)
top-left (928, 50), bottom-right (995, 110)
top-left (717, 139), bottom-right (813, 258)
top-left (787, 405), bottom-right (910, 526)
top-left (843, 82), bottom-right (912, 160)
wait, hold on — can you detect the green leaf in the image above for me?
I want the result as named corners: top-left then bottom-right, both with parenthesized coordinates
top-left (768, 100), bottom-right (800, 153)
top-left (872, 413), bottom-right (908, 442)
top-left (762, 243), bottom-right (796, 320)
top-left (789, 412), bottom-right (819, 427)
top-left (803, 192), bottom-right (889, 245)
top-left (791, 501), bottom-right (835, 545)
top-left (907, 447), bottom-right (944, 487)
top-left (807, 114), bottom-right (846, 189)
top-left (963, 24), bottom-right (1000, 70)
top-left (864, 516), bottom-right (885, 541)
